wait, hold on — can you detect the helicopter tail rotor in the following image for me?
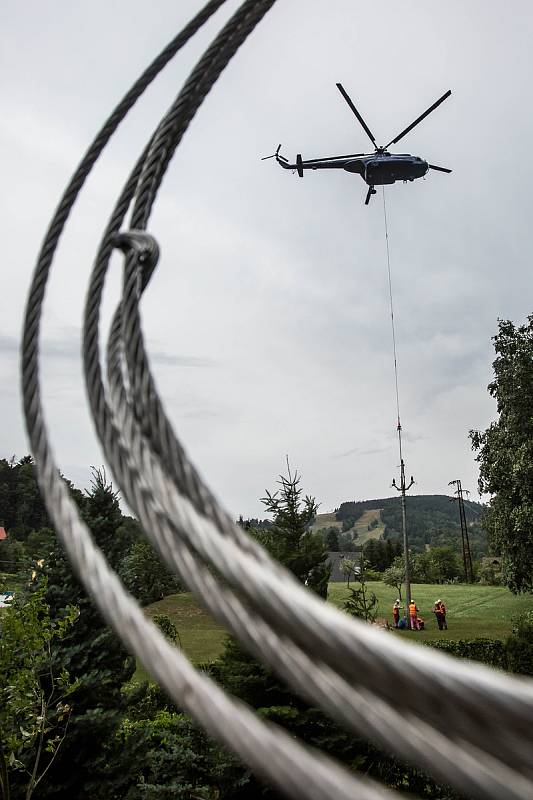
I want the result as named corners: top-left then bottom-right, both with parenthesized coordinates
top-left (261, 144), bottom-right (288, 162)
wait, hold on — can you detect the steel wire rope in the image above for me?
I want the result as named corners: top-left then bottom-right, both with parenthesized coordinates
top-left (87, 100), bottom-right (533, 788)
top-left (77, 14), bottom-right (450, 792)
top-left (382, 187), bottom-right (402, 435)
top-left (95, 202), bottom-right (517, 797)
top-left (103, 235), bottom-right (533, 789)
top-left (101, 191), bottom-right (533, 793)
top-left (19, 2), bottom-right (397, 798)
top-left (100, 279), bottom-right (533, 800)
top-left (19, 2), bottom-right (533, 799)
top-left (53, 10), bottom-right (524, 764)
top-left (88, 109), bottom-right (533, 800)
top-left (101, 144), bottom-right (533, 784)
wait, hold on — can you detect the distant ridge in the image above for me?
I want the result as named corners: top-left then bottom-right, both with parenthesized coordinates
top-left (317, 494), bottom-right (486, 556)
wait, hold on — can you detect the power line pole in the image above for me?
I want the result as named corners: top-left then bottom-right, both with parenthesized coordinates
top-left (392, 420), bottom-right (414, 612)
top-left (449, 479), bottom-right (474, 582)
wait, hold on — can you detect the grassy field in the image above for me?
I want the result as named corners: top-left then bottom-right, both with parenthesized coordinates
top-left (0, 572), bottom-right (26, 592)
top-left (329, 581), bottom-right (532, 641)
top-left (310, 512), bottom-right (343, 532)
top-left (144, 593), bottom-right (227, 664)
top-left (141, 582), bottom-right (532, 672)
top-left (311, 509), bottom-right (385, 545)
top-left (351, 509), bottom-right (385, 546)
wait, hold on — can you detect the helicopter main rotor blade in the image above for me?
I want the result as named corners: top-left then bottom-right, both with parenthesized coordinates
top-left (303, 152), bottom-right (366, 164)
top-left (336, 83), bottom-right (377, 147)
top-left (385, 89), bottom-right (452, 148)
top-left (428, 163), bottom-right (452, 173)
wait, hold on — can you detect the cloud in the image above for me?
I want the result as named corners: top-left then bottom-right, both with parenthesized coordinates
top-left (0, 334), bottom-right (214, 368)
top-left (3, 1), bottom-right (533, 517)
top-left (148, 350), bottom-right (216, 368)
top-left (333, 444), bottom-right (389, 459)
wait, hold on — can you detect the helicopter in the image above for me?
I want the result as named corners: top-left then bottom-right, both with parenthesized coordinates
top-left (263, 84), bottom-right (452, 205)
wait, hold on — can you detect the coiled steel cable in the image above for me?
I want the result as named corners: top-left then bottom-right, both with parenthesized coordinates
top-left (21, 3), bottom-right (533, 799)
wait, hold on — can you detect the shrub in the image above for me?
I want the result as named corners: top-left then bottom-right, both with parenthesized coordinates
top-left (478, 564), bottom-right (502, 586)
top-left (506, 637), bottom-right (533, 676)
top-left (425, 638), bottom-right (507, 670)
top-left (153, 613), bottom-right (179, 644)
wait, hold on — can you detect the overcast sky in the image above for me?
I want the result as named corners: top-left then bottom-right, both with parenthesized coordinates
top-left (2, 1), bottom-right (532, 518)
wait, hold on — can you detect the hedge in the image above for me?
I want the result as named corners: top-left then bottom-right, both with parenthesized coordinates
top-left (426, 636), bottom-right (533, 676)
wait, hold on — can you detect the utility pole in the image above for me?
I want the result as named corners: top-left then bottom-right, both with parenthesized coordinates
top-left (449, 479), bottom-right (474, 582)
top-left (392, 420), bottom-right (414, 612)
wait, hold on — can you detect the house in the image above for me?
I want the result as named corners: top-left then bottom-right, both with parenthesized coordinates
top-left (481, 556), bottom-right (502, 569)
top-left (0, 527), bottom-right (7, 541)
top-left (327, 551), bottom-right (362, 582)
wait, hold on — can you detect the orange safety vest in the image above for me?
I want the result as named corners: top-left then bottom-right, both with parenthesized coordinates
top-left (409, 602), bottom-right (417, 617)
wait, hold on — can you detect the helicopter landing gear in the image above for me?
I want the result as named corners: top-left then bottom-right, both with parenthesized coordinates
top-left (365, 185), bottom-right (376, 205)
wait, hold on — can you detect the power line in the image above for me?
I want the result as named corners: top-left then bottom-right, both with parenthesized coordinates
top-left (449, 479), bottom-right (474, 582)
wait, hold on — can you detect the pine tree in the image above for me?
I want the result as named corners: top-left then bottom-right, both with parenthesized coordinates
top-left (38, 468), bottom-right (135, 798)
top-left (325, 527), bottom-right (340, 551)
top-left (260, 462), bottom-right (330, 597)
top-left (343, 553), bottom-right (378, 622)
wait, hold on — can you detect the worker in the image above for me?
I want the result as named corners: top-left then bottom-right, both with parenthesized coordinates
top-left (408, 600), bottom-right (418, 630)
top-left (433, 599), bottom-right (444, 630)
top-left (440, 599), bottom-right (448, 630)
top-left (392, 599), bottom-right (401, 628)
top-left (416, 616), bottom-right (425, 631)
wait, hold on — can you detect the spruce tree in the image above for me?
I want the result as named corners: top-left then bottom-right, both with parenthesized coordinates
top-left (39, 468), bottom-right (135, 799)
top-left (260, 462), bottom-right (330, 597)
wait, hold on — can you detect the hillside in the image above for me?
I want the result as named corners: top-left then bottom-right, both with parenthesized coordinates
top-left (313, 508), bottom-right (385, 546)
top-left (331, 494), bottom-right (487, 556)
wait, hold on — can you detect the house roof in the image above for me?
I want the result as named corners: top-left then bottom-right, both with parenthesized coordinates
top-left (0, 527), bottom-right (7, 540)
top-left (327, 551), bottom-right (361, 582)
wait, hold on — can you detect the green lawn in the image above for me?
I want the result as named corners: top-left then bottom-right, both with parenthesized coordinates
top-left (328, 581), bottom-right (533, 641)
top-left (140, 582), bottom-right (532, 674)
top-left (0, 572), bottom-right (26, 592)
top-left (143, 593), bottom-right (227, 664)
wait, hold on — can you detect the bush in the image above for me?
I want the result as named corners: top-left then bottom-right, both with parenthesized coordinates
top-left (112, 711), bottom-right (248, 799)
top-left (123, 682), bottom-right (175, 722)
top-left (506, 612), bottom-right (533, 675)
top-left (506, 637), bottom-right (533, 676)
top-left (364, 569), bottom-right (382, 582)
top-left (478, 564), bottom-right (502, 586)
top-left (425, 638), bottom-right (507, 670)
top-left (426, 632), bottom-right (533, 678)
top-left (153, 613), bottom-right (179, 644)
top-left (511, 610), bottom-right (533, 642)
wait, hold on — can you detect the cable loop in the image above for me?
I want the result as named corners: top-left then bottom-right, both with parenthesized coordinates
top-left (20, 4), bottom-right (533, 800)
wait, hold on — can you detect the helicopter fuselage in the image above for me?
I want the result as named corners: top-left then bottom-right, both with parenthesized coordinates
top-left (342, 153), bottom-right (429, 186)
top-left (266, 83), bottom-right (451, 203)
